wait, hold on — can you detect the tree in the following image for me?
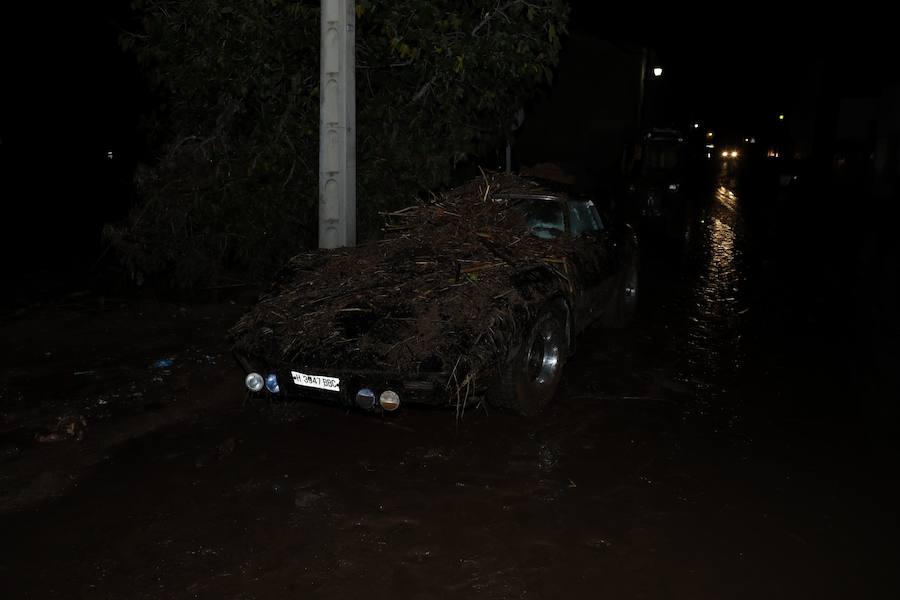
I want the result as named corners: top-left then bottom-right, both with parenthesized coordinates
top-left (106, 0), bottom-right (569, 287)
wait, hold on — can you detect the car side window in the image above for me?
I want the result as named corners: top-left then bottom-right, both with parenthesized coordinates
top-left (569, 199), bottom-right (604, 238)
top-left (513, 199), bottom-right (565, 240)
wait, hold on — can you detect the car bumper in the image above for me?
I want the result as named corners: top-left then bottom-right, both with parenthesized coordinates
top-left (234, 352), bottom-right (450, 411)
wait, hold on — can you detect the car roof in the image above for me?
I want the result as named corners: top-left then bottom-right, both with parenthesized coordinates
top-left (496, 177), bottom-right (596, 201)
top-left (504, 193), bottom-right (564, 202)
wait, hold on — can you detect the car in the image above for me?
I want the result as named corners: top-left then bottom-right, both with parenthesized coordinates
top-left (624, 129), bottom-right (687, 236)
top-left (230, 173), bottom-right (639, 415)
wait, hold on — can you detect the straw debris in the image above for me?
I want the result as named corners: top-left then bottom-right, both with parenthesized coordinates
top-left (230, 172), bottom-right (582, 401)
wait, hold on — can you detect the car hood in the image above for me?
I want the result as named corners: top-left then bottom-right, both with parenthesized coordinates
top-left (230, 174), bottom-right (576, 381)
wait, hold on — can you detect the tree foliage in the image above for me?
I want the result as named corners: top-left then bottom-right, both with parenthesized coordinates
top-left (107, 0), bottom-right (569, 287)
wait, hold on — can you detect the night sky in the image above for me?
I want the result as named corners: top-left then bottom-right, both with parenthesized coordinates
top-left (570, 2), bottom-right (893, 134)
top-left (2, 3), bottom-right (892, 155)
top-left (2, 3), bottom-right (891, 178)
top-left (0, 1), bottom-right (893, 277)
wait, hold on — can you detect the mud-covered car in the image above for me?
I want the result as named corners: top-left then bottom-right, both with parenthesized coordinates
top-left (231, 174), bottom-right (639, 415)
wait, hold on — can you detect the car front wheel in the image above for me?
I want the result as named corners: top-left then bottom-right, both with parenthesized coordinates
top-left (491, 304), bottom-right (567, 415)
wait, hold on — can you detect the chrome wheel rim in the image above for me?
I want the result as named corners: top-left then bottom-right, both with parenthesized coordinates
top-left (525, 319), bottom-right (562, 387)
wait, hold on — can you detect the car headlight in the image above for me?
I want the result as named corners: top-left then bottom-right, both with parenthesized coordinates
top-left (355, 388), bottom-right (376, 411)
top-left (379, 390), bottom-right (401, 411)
top-left (245, 372), bottom-right (264, 392)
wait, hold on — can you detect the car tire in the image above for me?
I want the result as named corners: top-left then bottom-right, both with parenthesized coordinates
top-left (491, 304), bottom-right (568, 416)
top-left (606, 251), bottom-right (639, 329)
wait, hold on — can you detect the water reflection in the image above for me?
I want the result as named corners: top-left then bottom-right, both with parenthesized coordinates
top-left (715, 185), bottom-right (738, 213)
top-left (701, 186), bottom-right (740, 314)
top-left (679, 182), bottom-right (746, 402)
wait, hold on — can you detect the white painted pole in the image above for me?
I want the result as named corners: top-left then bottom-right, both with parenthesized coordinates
top-left (319, 0), bottom-right (356, 248)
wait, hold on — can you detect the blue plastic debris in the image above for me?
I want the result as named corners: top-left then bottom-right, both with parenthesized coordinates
top-left (153, 358), bottom-right (175, 369)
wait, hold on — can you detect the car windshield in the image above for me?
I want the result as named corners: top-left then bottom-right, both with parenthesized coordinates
top-left (642, 141), bottom-right (682, 174)
top-left (510, 198), bottom-right (565, 239)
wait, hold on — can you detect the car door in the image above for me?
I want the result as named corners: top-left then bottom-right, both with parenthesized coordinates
top-left (566, 198), bottom-right (614, 331)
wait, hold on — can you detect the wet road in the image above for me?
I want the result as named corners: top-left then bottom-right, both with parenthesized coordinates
top-left (2, 175), bottom-right (899, 598)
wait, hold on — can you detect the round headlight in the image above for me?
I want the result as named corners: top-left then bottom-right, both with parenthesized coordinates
top-left (379, 390), bottom-right (401, 411)
top-left (356, 388), bottom-right (376, 411)
top-left (245, 372), bottom-right (264, 392)
top-left (265, 373), bottom-right (280, 393)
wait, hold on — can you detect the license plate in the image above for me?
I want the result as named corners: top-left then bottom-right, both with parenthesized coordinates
top-left (291, 371), bottom-right (340, 392)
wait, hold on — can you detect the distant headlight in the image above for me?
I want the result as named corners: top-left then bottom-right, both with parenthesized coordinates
top-left (245, 372), bottom-right (264, 392)
top-left (668, 183), bottom-right (680, 192)
top-left (730, 150), bottom-right (739, 158)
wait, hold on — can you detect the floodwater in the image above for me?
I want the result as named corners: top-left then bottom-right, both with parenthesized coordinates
top-left (2, 172), bottom-right (898, 598)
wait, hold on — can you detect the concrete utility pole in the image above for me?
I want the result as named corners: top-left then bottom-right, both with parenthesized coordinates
top-left (318, 0), bottom-right (356, 248)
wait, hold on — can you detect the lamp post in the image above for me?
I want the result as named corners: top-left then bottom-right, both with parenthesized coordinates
top-left (319, 0), bottom-right (356, 249)
top-left (639, 57), bottom-right (663, 133)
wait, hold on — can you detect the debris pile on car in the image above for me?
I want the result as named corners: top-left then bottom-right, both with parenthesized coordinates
top-left (230, 172), bottom-right (577, 398)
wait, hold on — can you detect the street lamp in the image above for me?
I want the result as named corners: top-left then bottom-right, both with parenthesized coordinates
top-left (652, 66), bottom-right (663, 77)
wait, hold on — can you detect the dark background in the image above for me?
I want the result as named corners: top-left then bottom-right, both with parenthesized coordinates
top-left (1, 3), bottom-right (896, 289)
top-left (1, 5), bottom-right (899, 596)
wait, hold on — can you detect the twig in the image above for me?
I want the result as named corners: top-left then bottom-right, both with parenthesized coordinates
top-left (412, 76), bottom-right (437, 102)
top-left (380, 206), bottom-right (419, 216)
top-left (461, 262), bottom-right (505, 274)
top-left (387, 335), bottom-right (417, 354)
top-left (446, 355), bottom-right (463, 390)
top-left (471, 1), bottom-right (525, 36)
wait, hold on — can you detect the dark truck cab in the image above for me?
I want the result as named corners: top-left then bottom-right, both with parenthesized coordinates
top-left (625, 129), bottom-right (687, 237)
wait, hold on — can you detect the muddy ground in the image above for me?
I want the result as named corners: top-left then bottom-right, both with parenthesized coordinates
top-left (1, 174), bottom-right (898, 598)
